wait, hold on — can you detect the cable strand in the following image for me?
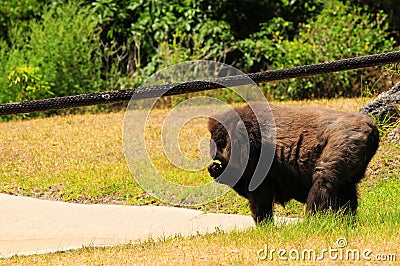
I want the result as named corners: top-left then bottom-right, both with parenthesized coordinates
top-left (1, 50), bottom-right (400, 115)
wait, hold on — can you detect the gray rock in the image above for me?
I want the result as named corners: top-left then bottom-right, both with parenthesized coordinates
top-left (387, 126), bottom-right (400, 144)
top-left (360, 83), bottom-right (400, 122)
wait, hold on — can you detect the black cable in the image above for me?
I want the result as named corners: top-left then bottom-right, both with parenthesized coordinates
top-left (1, 50), bottom-right (400, 115)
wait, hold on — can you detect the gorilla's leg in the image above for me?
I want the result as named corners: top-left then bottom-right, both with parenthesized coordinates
top-left (338, 183), bottom-right (358, 213)
top-left (306, 179), bottom-right (359, 214)
top-left (248, 184), bottom-right (274, 223)
top-left (305, 137), bottom-right (367, 214)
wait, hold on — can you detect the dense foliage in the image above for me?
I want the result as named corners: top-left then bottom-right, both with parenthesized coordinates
top-left (0, 0), bottom-right (398, 104)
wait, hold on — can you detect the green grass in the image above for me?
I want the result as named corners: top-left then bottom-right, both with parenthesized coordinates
top-left (0, 97), bottom-right (399, 264)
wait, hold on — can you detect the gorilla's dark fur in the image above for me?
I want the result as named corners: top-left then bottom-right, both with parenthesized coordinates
top-left (208, 103), bottom-right (379, 223)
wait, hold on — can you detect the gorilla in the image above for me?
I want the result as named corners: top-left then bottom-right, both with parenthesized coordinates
top-left (208, 103), bottom-right (379, 223)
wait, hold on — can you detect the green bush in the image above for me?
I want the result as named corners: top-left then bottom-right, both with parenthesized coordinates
top-left (0, 0), bottom-right (47, 45)
top-left (350, 0), bottom-right (400, 37)
top-left (0, 1), bottom-right (104, 103)
top-left (27, 2), bottom-right (104, 96)
top-left (0, 1), bottom-right (398, 106)
top-left (0, 40), bottom-right (9, 103)
top-left (7, 65), bottom-right (53, 102)
top-left (262, 1), bottom-right (394, 99)
top-left (87, 0), bottom-right (324, 84)
top-left (0, 27), bottom-right (28, 103)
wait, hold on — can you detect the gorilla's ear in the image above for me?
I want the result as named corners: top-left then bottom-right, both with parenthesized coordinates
top-left (207, 117), bottom-right (219, 132)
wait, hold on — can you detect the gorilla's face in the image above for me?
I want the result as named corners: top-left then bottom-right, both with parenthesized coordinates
top-left (207, 124), bottom-right (230, 179)
top-left (207, 117), bottom-right (251, 185)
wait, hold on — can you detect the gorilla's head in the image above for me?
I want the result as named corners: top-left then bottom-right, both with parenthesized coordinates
top-left (207, 109), bottom-right (258, 187)
top-left (208, 120), bottom-right (246, 171)
top-left (207, 104), bottom-right (276, 190)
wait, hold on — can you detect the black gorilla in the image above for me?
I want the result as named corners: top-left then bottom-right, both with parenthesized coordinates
top-left (208, 103), bottom-right (379, 223)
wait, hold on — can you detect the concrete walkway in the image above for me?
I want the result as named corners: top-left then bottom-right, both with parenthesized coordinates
top-left (0, 194), bottom-right (299, 258)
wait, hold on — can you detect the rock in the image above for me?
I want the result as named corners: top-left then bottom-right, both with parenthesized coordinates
top-left (386, 126), bottom-right (400, 144)
top-left (360, 83), bottom-right (400, 122)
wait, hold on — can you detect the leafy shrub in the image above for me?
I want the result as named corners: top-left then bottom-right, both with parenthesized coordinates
top-left (237, 17), bottom-right (292, 72)
top-left (88, 0), bottom-right (324, 84)
top-left (248, 1), bottom-right (394, 99)
top-left (0, 0), bottom-right (47, 45)
top-left (0, 0), bottom-right (398, 106)
top-left (1, 1), bottom-right (104, 103)
top-left (350, 0), bottom-right (400, 39)
top-left (28, 2), bottom-right (104, 96)
top-left (132, 27), bottom-right (239, 108)
top-left (8, 65), bottom-right (53, 101)
top-left (0, 27), bottom-right (29, 103)
top-left (0, 40), bottom-right (9, 103)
